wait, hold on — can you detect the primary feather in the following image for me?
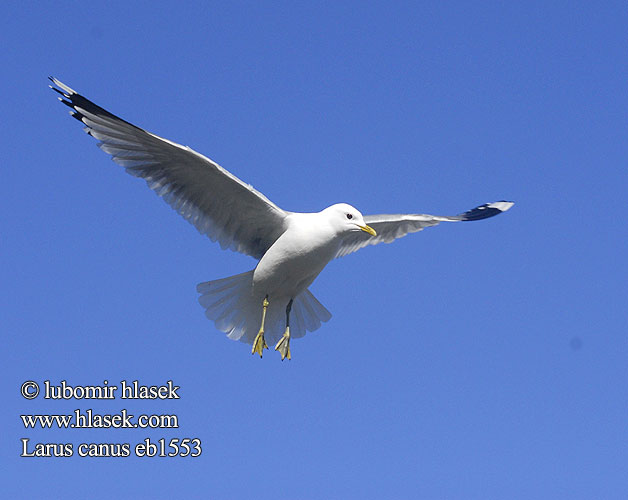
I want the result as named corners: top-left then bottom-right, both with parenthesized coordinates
top-left (50, 77), bottom-right (287, 259)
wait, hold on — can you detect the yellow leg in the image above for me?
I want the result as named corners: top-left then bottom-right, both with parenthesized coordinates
top-left (274, 326), bottom-right (291, 361)
top-left (275, 299), bottom-right (293, 361)
top-left (252, 297), bottom-right (269, 357)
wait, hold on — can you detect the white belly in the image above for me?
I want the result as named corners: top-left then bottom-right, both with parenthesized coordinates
top-left (252, 214), bottom-right (339, 299)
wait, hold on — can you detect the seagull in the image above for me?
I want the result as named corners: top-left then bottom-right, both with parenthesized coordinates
top-left (49, 77), bottom-right (513, 360)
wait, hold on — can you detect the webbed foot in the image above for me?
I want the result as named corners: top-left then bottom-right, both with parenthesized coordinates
top-left (252, 330), bottom-right (268, 357)
top-left (274, 327), bottom-right (291, 361)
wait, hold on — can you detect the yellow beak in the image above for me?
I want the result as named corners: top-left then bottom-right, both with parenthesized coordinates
top-left (359, 224), bottom-right (377, 237)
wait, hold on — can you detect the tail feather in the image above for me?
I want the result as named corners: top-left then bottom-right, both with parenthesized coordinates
top-left (285, 288), bottom-right (332, 339)
top-left (299, 291), bottom-right (324, 332)
top-left (302, 289), bottom-right (332, 323)
top-left (197, 273), bottom-right (245, 295)
top-left (292, 299), bottom-right (306, 338)
top-left (227, 316), bottom-right (248, 341)
top-left (196, 271), bottom-right (332, 346)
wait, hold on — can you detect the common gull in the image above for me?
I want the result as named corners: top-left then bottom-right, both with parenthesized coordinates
top-left (50, 77), bottom-right (513, 359)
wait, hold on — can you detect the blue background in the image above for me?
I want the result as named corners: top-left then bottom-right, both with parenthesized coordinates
top-left (2, 1), bottom-right (627, 498)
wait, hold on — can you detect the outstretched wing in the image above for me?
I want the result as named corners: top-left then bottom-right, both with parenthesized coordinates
top-left (336, 201), bottom-right (514, 257)
top-left (50, 77), bottom-right (288, 259)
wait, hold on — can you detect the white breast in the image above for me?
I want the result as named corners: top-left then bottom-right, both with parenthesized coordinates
top-left (252, 212), bottom-right (340, 298)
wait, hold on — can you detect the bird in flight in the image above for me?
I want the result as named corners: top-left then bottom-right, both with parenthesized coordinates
top-left (50, 77), bottom-right (513, 360)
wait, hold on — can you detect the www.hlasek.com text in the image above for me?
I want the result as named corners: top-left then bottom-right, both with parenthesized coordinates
top-left (21, 409), bottom-right (178, 429)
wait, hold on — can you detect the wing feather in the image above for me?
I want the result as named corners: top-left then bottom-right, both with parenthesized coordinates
top-left (336, 201), bottom-right (514, 258)
top-left (50, 77), bottom-right (288, 259)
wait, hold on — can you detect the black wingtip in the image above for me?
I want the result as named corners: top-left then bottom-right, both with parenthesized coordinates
top-left (49, 77), bottom-right (141, 131)
top-left (458, 201), bottom-right (514, 221)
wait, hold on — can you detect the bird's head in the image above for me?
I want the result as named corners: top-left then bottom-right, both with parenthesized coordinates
top-left (325, 203), bottom-right (377, 237)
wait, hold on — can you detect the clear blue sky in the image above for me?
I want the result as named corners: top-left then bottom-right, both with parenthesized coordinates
top-left (2, 1), bottom-right (627, 498)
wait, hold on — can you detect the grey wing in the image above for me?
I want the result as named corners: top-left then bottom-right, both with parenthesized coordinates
top-left (50, 77), bottom-right (288, 259)
top-left (336, 201), bottom-right (514, 258)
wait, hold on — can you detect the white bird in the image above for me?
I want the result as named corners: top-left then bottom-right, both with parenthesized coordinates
top-left (50, 77), bottom-right (513, 360)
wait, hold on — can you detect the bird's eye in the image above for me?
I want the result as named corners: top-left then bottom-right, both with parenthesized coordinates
top-left (346, 213), bottom-right (353, 220)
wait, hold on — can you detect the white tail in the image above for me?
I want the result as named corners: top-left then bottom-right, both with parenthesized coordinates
top-left (196, 271), bottom-right (332, 346)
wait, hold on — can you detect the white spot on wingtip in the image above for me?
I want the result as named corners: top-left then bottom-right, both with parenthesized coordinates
top-left (488, 201), bottom-right (514, 212)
